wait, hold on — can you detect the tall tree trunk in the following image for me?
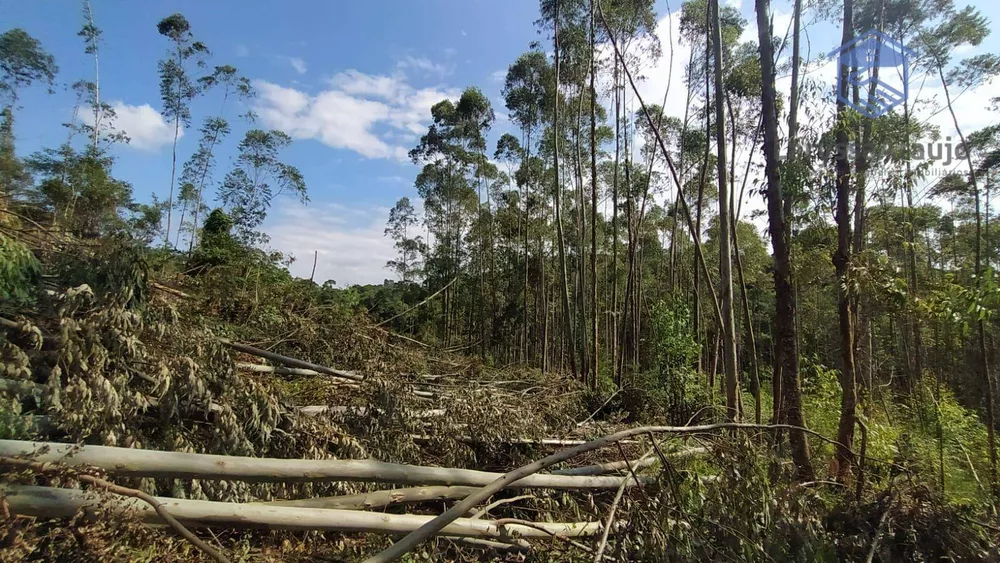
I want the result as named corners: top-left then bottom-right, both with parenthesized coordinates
top-left (589, 0), bottom-right (600, 388)
top-left (612, 54), bottom-right (621, 386)
top-left (165, 45), bottom-right (184, 248)
top-left (553, 1), bottom-right (578, 379)
top-left (710, 0), bottom-right (739, 420)
top-left (852, 0), bottom-right (884, 402)
top-left (902, 99), bottom-right (924, 391)
top-left (938, 60), bottom-right (996, 502)
top-left (84, 0), bottom-right (101, 152)
top-left (522, 132), bottom-right (531, 365)
top-left (733, 218), bottom-right (761, 424)
top-left (575, 88), bottom-right (589, 384)
top-left (694, 46), bottom-right (710, 377)
top-left (833, 0), bottom-right (859, 481)
top-left (755, 0), bottom-right (813, 480)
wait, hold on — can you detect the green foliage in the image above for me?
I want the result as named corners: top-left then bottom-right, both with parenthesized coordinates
top-left (0, 28), bottom-right (58, 103)
top-left (53, 235), bottom-right (149, 309)
top-left (26, 144), bottom-right (133, 237)
top-left (0, 233), bottom-right (39, 305)
top-left (0, 107), bottom-right (29, 198)
top-left (189, 208), bottom-right (241, 270)
top-left (218, 129), bottom-right (307, 243)
top-left (126, 196), bottom-right (166, 245)
top-left (156, 13), bottom-right (208, 128)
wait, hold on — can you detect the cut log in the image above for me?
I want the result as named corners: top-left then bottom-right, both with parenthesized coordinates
top-left (3, 485), bottom-right (607, 539)
top-left (260, 486), bottom-right (478, 509)
top-left (0, 440), bottom-right (646, 489)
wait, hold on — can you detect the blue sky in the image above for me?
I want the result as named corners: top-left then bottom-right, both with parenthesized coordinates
top-left (4, 0), bottom-right (999, 285)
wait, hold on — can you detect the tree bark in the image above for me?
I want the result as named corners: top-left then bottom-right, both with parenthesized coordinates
top-left (833, 0), bottom-right (859, 481)
top-left (0, 440), bottom-right (638, 490)
top-left (4, 485), bottom-right (604, 539)
top-left (755, 0), bottom-right (813, 479)
top-left (553, 0), bottom-right (578, 379)
top-left (589, 0), bottom-right (600, 388)
top-left (710, 0), bottom-right (740, 420)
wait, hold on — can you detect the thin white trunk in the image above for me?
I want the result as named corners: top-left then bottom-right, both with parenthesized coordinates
top-left (0, 441), bottom-right (641, 490)
top-left (3, 485), bottom-right (608, 539)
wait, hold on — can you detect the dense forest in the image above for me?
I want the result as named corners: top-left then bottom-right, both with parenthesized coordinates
top-left (2, 0), bottom-right (1000, 561)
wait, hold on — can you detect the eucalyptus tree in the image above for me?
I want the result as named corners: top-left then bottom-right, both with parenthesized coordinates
top-left (0, 28), bottom-right (57, 110)
top-left (919, 3), bottom-right (1000, 498)
top-left (754, 0), bottom-right (814, 479)
top-left (409, 88), bottom-right (495, 346)
top-left (596, 0), bottom-right (659, 385)
top-left (386, 197), bottom-right (424, 282)
top-left (156, 13), bottom-right (208, 247)
top-left (831, 0), bottom-right (860, 482)
top-left (0, 108), bottom-right (29, 199)
top-left (79, 0), bottom-right (102, 151)
top-left (180, 117), bottom-right (229, 250)
top-left (503, 49), bottom-right (551, 365)
top-left (218, 129), bottom-right (306, 244)
top-left (707, 0), bottom-right (740, 419)
top-left (25, 146), bottom-right (132, 237)
top-left (678, 0), bottom-right (744, 378)
top-left (547, 0), bottom-right (579, 378)
top-left (182, 65), bottom-right (254, 251)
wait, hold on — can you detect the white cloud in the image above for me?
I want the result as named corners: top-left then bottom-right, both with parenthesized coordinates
top-left (87, 101), bottom-right (178, 151)
top-left (397, 55), bottom-right (450, 77)
top-left (255, 71), bottom-right (460, 160)
top-left (267, 202), bottom-right (398, 286)
top-left (328, 70), bottom-right (403, 99)
top-left (287, 57), bottom-right (307, 74)
top-left (235, 44), bottom-right (249, 58)
top-left (491, 69), bottom-right (506, 83)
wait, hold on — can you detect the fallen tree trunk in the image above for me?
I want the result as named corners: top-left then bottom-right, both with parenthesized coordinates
top-left (220, 340), bottom-right (365, 383)
top-left (224, 342), bottom-right (435, 399)
top-left (298, 406), bottom-right (446, 418)
top-left (3, 485), bottom-right (607, 539)
top-left (551, 448), bottom-right (707, 476)
top-left (410, 435), bottom-right (639, 447)
top-left (260, 486), bottom-right (478, 509)
top-left (236, 362), bottom-right (358, 383)
top-left (0, 440), bottom-right (645, 489)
